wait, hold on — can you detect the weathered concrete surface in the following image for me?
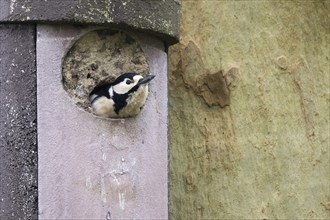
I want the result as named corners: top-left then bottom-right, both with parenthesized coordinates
top-left (169, 1), bottom-right (330, 219)
top-left (0, 0), bottom-right (180, 45)
top-left (0, 24), bottom-right (37, 220)
top-left (37, 25), bottom-right (168, 219)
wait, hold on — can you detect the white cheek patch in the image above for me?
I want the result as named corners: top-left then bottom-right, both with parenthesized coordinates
top-left (112, 76), bottom-right (142, 94)
top-left (133, 75), bottom-right (143, 82)
top-left (113, 82), bottom-right (134, 94)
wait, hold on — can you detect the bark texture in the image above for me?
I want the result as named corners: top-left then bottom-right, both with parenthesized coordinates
top-left (169, 1), bottom-right (329, 219)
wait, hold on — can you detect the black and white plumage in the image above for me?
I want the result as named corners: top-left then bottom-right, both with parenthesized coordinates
top-left (89, 72), bottom-right (155, 118)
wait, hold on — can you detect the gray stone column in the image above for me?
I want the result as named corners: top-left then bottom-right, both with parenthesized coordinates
top-left (0, 24), bottom-right (38, 219)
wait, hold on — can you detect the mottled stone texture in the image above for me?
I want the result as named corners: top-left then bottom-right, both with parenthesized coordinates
top-left (0, 25), bottom-right (37, 220)
top-left (0, 0), bottom-right (179, 45)
top-left (169, 1), bottom-right (329, 219)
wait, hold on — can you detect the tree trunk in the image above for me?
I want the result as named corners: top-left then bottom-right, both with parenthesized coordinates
top-left (169, 1), bottom-right (330, 219)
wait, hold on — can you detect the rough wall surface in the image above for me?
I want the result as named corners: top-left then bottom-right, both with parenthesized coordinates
top-left (169, 1), bottom-right (329, 219)
top-left (37, 25), bottom-right (168, 219)
top-left (0, 0), bottom-right (179, 45)
top-left (0, 24), bottom-right (37, 219)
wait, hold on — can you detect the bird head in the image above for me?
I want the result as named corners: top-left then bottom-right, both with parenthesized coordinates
top-left (111, 73), bottom-right (155, 96)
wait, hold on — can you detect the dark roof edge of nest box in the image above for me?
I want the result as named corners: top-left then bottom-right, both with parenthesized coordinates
top-left (0, 0), bottom-right (180, 46)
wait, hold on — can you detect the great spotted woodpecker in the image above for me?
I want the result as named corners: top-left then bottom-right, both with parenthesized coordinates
top-left (89, 72), bottom-right (155, 118)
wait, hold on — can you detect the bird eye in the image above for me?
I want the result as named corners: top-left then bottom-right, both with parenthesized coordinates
top-left (126, 79), bottom-right (132, 85)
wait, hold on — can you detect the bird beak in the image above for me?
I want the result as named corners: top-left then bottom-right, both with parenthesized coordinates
top-left (138, 75), bottom-right (156, 85)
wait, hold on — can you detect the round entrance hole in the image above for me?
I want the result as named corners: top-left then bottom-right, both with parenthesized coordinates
top-left (62, 30), bottom-right (150, 115)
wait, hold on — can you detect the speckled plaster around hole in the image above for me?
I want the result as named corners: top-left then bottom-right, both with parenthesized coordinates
top-left (61, 29), bottom-right (150, 118)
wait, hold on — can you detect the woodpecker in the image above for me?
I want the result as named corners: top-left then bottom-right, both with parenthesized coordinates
top-left (89, 72), bottom-right (155, 118)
